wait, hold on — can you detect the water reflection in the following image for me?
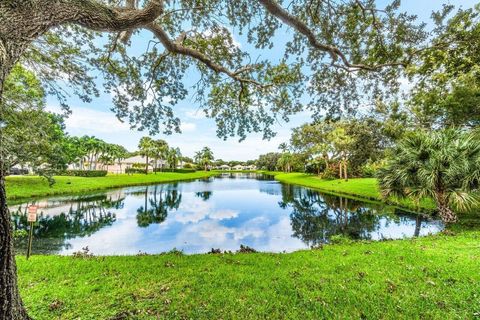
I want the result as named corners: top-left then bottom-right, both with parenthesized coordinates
top-left (279, 185), bottom-right (429, 246)
top-left (11, 193), bottom-right (123, 254)
top-left (135, 185), bottom-right (182, 227)
top-left (12, 174), bottom-right (444, 255)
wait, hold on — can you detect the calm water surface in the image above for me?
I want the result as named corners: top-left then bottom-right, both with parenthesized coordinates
top-left (12, 173), bottom-right (443, 255)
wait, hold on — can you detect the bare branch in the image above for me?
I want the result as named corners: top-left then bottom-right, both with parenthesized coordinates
top-left (146, 23), bottom-right (269, 87)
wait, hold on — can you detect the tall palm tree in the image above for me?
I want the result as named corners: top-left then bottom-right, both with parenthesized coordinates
top-left (166, 147), bottom-right (182, 170)
top-left (152, 139), bottom-right (169, 172)
top-left (200, 147), bottom-right (214, 171)
top-left (138, 137), bottom-right (155, 174)
top-left (378, 129), bottom-right (480, 223)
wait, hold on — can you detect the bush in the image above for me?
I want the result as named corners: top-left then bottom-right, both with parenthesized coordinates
top-left (125, 168), bottom-right (147, 174)
top-left (61, 170), bottom-right (108, 177)
top-left (321, 167), bottom-right (337, 180)
top-left (153, 168), bottom-right (196, 173)
top-left (361, 160), bottom-right (385, 178)
top-left (329, 234), bottom-right (353, 245)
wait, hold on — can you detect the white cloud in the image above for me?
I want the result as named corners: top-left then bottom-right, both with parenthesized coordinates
top-left (47, 105), bottom-right (130, 134)
top-left (180, 121), bottom-right (197, 132)
top-left (209, 209), bottom-right (239, 220)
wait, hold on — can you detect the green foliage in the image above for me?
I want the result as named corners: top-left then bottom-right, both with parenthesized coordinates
top-left (2, 65), bottom-right (71, 174)
top-left (378, 129), bottom-right (480, 222)
top-left (7, 0), bottom-right (432, 141)
top-left (125, 168), bottom-right (147, 174)
top-left (321, 167), bottom-right (337, 180)
top-left (153, 168), bottom-right (196, 173)
top-left (61, 170), bottom-right (108, 177)
top-left (13, 229), bottom-right (28, 239)
top-left (194, 147), bottom-right (215, 170)
top-left (256, 152), bottom-right (281, 171)
top-left (329, 234), bottom-right (353, 245)
top-left (360, 161), bottom-right (386, 178)
top-left (407, 5), bottom-right (480, 129)
top-left (286, 118), bottom-right (388, 177)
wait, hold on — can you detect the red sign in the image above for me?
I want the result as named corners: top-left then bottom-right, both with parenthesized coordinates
top-left (28, 206), bottom-right (38, 214)
top-left (27, 206), bottom-right (38, 222)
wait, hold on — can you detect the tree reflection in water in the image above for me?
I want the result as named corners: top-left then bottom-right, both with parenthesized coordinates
top-left (195, 191), bottom-right (212, 201)
top-left (135, 185), bottom-right (182, 227)
top-left (11, 193), bottom-right (123, 254)
top-left (279, 184), bottom-right (424, 247)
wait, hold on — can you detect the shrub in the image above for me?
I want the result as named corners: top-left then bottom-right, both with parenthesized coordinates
top-left (13, 230), bottom-right (28, 239)
top-left (125, 168), bottom-right (147, 174)
top-left (329, 234), bottom-right (353, 244)
top-left (153, 168), bottom-right (196, 173)
top-left (61, 170), bottom-right (108, 177)
top-left (361, 160), bottom-right (385, 178)
top-left (321, 167), bottom-right (337, 180)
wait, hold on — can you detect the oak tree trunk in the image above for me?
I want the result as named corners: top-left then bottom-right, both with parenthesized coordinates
top-left (0, 39), bottom-right (31, 320)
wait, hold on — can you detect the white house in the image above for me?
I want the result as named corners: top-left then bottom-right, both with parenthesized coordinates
top-left (231, 164), bottom-right (257, 171)
top-left (216, 164), bottom-right (232, 170)
top-left (113, 155), bottom-right (167, 174)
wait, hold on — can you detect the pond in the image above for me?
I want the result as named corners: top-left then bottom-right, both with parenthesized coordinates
top-left (11, 173), bottom-right (443, 255)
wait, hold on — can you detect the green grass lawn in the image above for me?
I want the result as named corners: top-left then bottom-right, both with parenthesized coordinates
top-left (270, 172), bottom-right (436, 212)
top-left (16, 231), bottom-right (480, 319)
top-left (5, 171), bottom-right (218, 201)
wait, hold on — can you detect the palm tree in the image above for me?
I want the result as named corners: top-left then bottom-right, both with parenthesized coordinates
top-left (167, 147), bottom-right (181, 170)
top-left (138, 137), bottom-right (155, 174)
top-left (194, 147), bottom-right (214, 171)
top-left (201, 147), bottom-right (214, 171)
top-left (378, 129), bottom-right (480, 223)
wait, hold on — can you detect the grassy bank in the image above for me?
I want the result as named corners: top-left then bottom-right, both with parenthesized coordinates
top-left (17, 231), bottom-right (480, 319)
top-left (6, 172), bottom-right (218, 200)
top-left (269, 172), bottom-right (436, 212)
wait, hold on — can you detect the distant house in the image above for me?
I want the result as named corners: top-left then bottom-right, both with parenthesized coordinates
top-left (231, 164), bottom-right (257, 171)
top-left (71, 155), bottom-right (168, 174)
top-left (217, 164), bottom-right (231, 170)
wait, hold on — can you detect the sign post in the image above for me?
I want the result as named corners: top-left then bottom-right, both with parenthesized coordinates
top-left (26, 205), bottom-right (38, 260)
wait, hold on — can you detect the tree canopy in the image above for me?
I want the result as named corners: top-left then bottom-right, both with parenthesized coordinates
top-left (0, 0), bottom-right (435, 143)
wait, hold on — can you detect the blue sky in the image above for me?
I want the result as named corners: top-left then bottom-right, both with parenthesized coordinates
top-left (46, 0), bottom-right (477, 161)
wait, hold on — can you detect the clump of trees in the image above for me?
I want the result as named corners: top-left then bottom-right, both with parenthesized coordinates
top-left (137, 137), bottom-right (183, 173)
top-left (194, 147), bottom-right (215, 171)
top-left (269, 117), bottom-right (388, 179)
top-left (2, 65), bottom-right (129, 177)
top-left (69, 136), bottom-right (128, 172)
